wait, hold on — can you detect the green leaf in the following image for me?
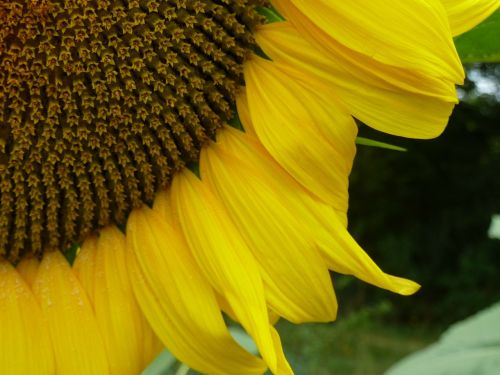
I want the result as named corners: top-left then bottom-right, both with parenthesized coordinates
top-left (387, 302), bottom-right (500, 375)
top-left (257, 7), bottom-right (285, 23)
top-left (229, 326), bottom-right (259, 355)
top-left (455, 10), bottom-right (500, 63)
top-left (356, 137), bottom-right (407, 152)
top-left (141, 350), bottom-right (177, 375)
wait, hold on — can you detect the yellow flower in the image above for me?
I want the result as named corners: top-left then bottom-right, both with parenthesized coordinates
top-left (0, 1), bottom-right (496, 374)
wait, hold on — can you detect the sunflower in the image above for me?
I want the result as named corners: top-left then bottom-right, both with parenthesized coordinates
top-left (0, 0), bottom-right (497, 374)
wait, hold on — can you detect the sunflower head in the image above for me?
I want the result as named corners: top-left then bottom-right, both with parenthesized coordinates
top-left (0, 0), bottom-right (266, 261)
top-left (1, 1), bottom-right (494, 374)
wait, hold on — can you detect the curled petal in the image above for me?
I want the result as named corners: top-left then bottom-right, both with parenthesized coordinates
top-left (170, 170), bottom-right (291, 373)
top-left (310, 204), bottom-right (421, 295)
top-left (272, 0), bottom-right (463, 82)
top-left (210, 128), bottom-right (419, 295)
top-left (244, 56), bottom-right (357, 211)
top-left (202, 127), bottom-right (338, 323)
top-left (126, 206), bottom-right (268, 375)
top-left (255, 22), bottom-right (457, 139)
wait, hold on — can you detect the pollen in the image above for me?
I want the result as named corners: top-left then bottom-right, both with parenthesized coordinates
top-left (0, 0), bottom-right (266, 261)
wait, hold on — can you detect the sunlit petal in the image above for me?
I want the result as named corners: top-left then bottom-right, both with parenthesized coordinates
top-left (255, 22), bottom-right (457, 139)
top-left (0, 261), bottom-right (54, 375)
top-left (92, 227), bottom-right (155, 375)
top-left (310, 204), bottom-right (421, 295)
top-left (202, 127), bottom-right (338, 323)
top-left (244, 56), bottom-right (357, 210)
top-left (171, 170), bottom-right (291, 373)
top-left (204, 127), bottom-right (419, 296)
top-left (33, 252), bottom-right (110, 375)
top-left (16, 257), bottom-right (40, 288)
top-left (73, 235), bottom-right (98, 298)
top-left (272, 0), bottom-right (463, 82)
top-left (127, 206), bottom-right (268, 375)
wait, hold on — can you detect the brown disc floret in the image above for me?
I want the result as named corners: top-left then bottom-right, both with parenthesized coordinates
top-left (0, 0), bottom-right (266, 260)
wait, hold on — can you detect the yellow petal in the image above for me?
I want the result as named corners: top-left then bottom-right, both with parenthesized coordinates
top-left (236, 92), bottom-right (258, 138)
top-left (202, 127), bottom-right (337, 323)
top-left (73, 235), bottom-right (98, 298)
top-left (273, 0), bottom-right (463, 83)
top-left (0, 261), bottom-right (54, 375)
top-left (33, 251), bottom-right (110, 375)
top-left (126, 206), bottom-right (267, 375)
top-left (74, 233), bottom-right (162, 370)
top-left (310, 204), bottom-right (421, 295)
top-left (201, 127), bottom-right (417, 296)
top-left (270, 327), bottom-right (294, 375)
top-left (16, 257), bottom-right (40, 288)
top-left (244, 56), bottom-right (357, 212)
top-left (170, 170), bottom-right (289, 373)
top-left (93, 227), bottom-right (154, 375)
top-left (215, 292), bottom-right (282, 326)
top-left (255, 22), bottom-right (457, 139)
top-left (441, 0), bottom-right (500, 36)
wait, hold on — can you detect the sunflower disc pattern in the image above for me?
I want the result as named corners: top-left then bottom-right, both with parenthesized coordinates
top-left (0, 0), bottom-right (265, 260)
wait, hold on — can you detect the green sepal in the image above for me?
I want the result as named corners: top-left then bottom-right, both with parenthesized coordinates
top-left (257, 7), bottom-right (285, 23)
top-left (228, 115), bottom-right (244, 131)
top-left (64, 243), bottom-right (79, 265)
top-left (356, 137), bottom-right (407, 152)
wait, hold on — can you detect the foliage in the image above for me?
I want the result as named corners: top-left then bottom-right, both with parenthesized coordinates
top-left (455, 10), bottom-right (500, 63)
top-left (277, 302), bottom-right (438, 375)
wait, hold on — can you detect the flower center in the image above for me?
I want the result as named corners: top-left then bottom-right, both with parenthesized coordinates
top-left (0, 0), bottom-right (265, 261)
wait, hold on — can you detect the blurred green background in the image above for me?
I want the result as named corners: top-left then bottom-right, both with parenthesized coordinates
top-left (275, 63), bottom-right (500, 375)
